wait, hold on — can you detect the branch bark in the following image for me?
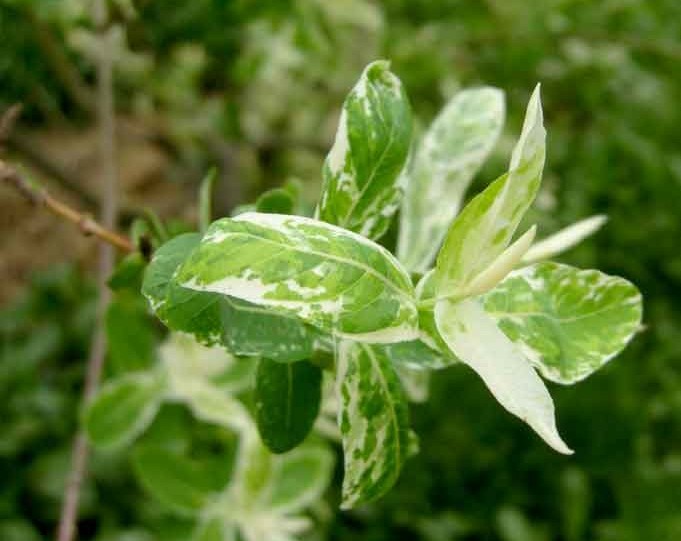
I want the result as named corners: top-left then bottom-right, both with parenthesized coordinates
top-left (57, 3), bottom-right (121, 539)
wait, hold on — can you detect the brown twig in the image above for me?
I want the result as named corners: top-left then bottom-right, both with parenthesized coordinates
top-left (0, 159), bottom-right (133, 252)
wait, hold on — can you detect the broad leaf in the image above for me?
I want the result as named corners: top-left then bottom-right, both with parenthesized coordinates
top-left (176, 213), bottom-right (419, 342)
top-left (316, 60), bottom-right (412, 240)
top-left (336, 340), bottom-right (410, 508)
top-left (483, 262), bottom-right (642, 384)
top-left (268, 446), bottom-right (335, 513)
top-left (84, 373), bottom-right (164, 449)
top-left (522, 215), bottom-right (608, 264)
top-left (435, 297), bottom-right (572, 454)
top-left (434, 85), bottom-right (545, 298)
top-left (143, 233), bottom-right (322, 361)
top-left (255, 359), bottom-right (322, 453)
top-left (398, 87), bottom-right (505, 272)
top-left (132, 446), bottom-right (228, 515)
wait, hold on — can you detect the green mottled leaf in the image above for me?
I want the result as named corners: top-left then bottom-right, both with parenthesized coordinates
top-left (106, 292), bottom-right (156, 373)
top-left (176, 213), bottom-right (418, 342)
top-left (84, 373), bottom-right (164, 449)
top-left (255, 358), bottom-right (322, 453)
top-left (483, 262), bottom-right (642, 384)
top-left (522, 215), bottom-right (607, 264)
top-left (395, 364), bottom-right (430, 403)
top-left (143, 233), bottom-right (322, 361)
top-left (132, 446), bottom-right (227, 515)
top-left (398, 87), bottom-right (505, 272)
top-left (316, 60), bottom-right (412, 240)
top-left (268, 446), bottom-right (334, 513)
top-left (434, 85), bottom-right (545, 299)
top-left (434, 297), bottom-right (572, 454)
top-left (336, 340), bottom-right (410, 508)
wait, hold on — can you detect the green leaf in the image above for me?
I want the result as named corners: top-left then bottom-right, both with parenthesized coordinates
top-left (176, 213), bottom-right (418, 342)
top-left (268, 445), bottom-right (334, 513)
top-left (84, 373), bottom-right (164, 449)
top-left (132, 446), bottom-right (226, 515)
top-left (522, 215), bottom-right (608, 264)
top-left (199, 168), bottom-right (217, 233)
top-left (106, 292), bottom-right (156, 373)
top-left (398, 87), bottom-right (505, 272)
top-left (395, 364), bottom-right (431, 403)
top-left (316, 60), bottom-right (412, 240)
top-left (143, 233), bottom-right (322, 361)
top-left (255, 358), bottom-right (322, 453)
top-left (434, 297), bottom-right (572, 454)
top-left (191, 519), bottom-right (234, 541)
top-left (434, 85), bottom-right (545, 299)
top-left (256, 187), bottom-right (297, 215)
top-left (483, 262), bottom-right (642, 384)
top-left (107, 252), bottom-right (146, 291)
top-left (336, 340), bottom-right (410, 508)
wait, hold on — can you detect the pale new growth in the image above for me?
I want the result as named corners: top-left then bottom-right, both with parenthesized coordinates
top-left (522, 215), bottom-right (608, 264)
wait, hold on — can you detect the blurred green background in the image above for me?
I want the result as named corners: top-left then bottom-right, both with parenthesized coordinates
top-left (1, 1), bottom-right (680, 540)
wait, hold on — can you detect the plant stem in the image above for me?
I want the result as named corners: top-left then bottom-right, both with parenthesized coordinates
top-left (0, 159), bottom-right (133, 252)
top-left (57, 3), bottom-right (120, 539)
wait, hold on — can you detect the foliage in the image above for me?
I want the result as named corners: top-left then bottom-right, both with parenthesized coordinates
top-left (2, 1), bottom-right (681, 540)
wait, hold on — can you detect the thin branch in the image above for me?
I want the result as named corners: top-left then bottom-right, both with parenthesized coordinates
top-left (57, 8), bottom-right (120, 536)
top-left (0, 159), bottom-right (133, 252)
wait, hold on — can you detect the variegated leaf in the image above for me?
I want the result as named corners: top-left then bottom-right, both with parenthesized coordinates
top-left (398, 87), bottom-right (505, 272)
top-left (522, 215), bottom-right (607, 264)
top-left (434, 297), bottom-right (572, 454)
top-left (143, 233), bottom-right (322, 362)
top-left (395, 364), bottom-right (431, 403)
top-left (434, 85), bottom-right (545, 299)
top-left (336, 340), bottom-right (410, 508)
top-left (176, 213), bottom-right (419, 342)
top-left (316, 60), bottom-right (412, 240)
top-left (483, 262), bottom-right (642, 384)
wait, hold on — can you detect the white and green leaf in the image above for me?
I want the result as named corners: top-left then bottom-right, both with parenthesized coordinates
top-left (143, 233), bottom-right (323, 362)
top-left (434, 85), bottom-right (546, 298)
top-left (254, 359), bottom-right (322, 454)
top-left (434, 297), bottom-right (572, 454)
top-left (483, 262), bottom-right (643, 384)
top-left (84, 372), bottom-right (165, 449)
top-left (176, 213), bottom-right (419, 342)
top-left (316, 60), bottom-right (412, 240)
top-left (336, 340), bottom-right (410, 508)
top-left (398, 87), bottom-right (505, 272)
top-left (522, 215), bottom-right (608, 264)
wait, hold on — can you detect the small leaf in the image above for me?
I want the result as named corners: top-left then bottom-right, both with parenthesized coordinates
top-left (398, 87), bottom-right (505, 272)
top-left (522, 215), bottom-right (608, 264)
top-left (255, 359), bottom-right (322, 453)
top-left (316, 60), bottom-right (412, 240)
top-left (395, 364), bottom-right (431, 403)
top-left (483, 262), bottom-right (642, 384)
top-left (106, 292), bottom-right (156, 373)
top-left (434, 85), bottom-right (545, 298)
top-left (84, 373), bottom-right (164, 449)
top-left (199, 168), bottom-right (217, 233)
top-left (256, 187), bottom-right (297, 215)
top-left (336, 341), bottom-right (410, 508)
top-left (132, 446), bottom-right (227, 515)
top-left (107, 252), bottom-right (146, 291)
top-left (176, 213), bottom-right (418, 342)
top-left (434, 297), bottom-right (572, 454)
top-left (268, 445), bottom-right (335, 513)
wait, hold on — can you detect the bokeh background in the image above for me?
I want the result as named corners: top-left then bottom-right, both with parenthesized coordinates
top-left (1, 1), bottom-right (680, 540)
